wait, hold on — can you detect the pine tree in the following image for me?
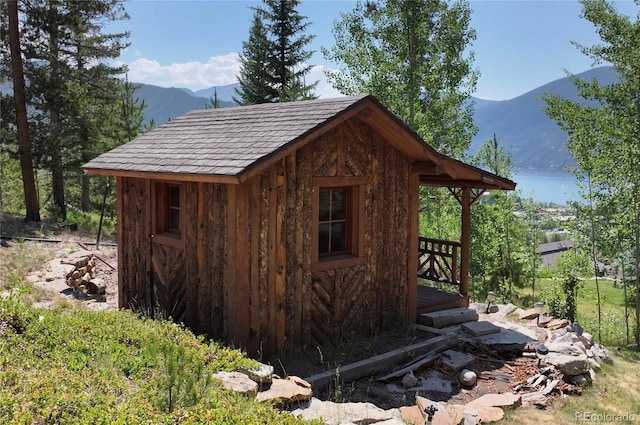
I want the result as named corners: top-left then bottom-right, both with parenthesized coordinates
top-left (234, 10), bottom-right (277, 105)
top-left (6, 0), bottom-right (41, 221)
top-left (19, 0), bottom-right (129, 219)
top-left (235, 0), bottom-right (318, 104)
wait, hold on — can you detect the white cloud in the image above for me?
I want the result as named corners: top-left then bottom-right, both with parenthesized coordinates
top-left (126, 53), bottom-right (241, 90)
top-left (124, 54), bottom-right (345, 99)
top-left (308, 65), bottom-right (344, 99)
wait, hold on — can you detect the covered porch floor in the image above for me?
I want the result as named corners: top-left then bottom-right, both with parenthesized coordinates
top-left (416, 285), bottom-right (469, 315)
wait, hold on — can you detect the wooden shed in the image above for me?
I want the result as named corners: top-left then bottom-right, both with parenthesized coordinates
top-left (83, 95), bottom-right (515, 357)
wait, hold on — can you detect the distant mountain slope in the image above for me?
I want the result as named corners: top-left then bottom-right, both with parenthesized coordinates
top-left (133, 84), bottom-right (234, 126)
top-left (133, 67), bottom-right (616, 171)
top-left (471, 66), bottom-right (616, 170)
top-left (193, 84), bottom-right (241, 101)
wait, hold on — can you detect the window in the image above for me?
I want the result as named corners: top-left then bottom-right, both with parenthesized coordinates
top-left (318, 188), bottom-right (351, 256)
top-left (312, 177), bottom-right (365, 271)
top-left (153, 181), bottom-right (184, 247)
top-left (165, 184), bottom-right (181, 234)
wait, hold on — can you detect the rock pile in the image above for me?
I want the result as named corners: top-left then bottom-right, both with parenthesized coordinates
top-left (215, 306), bottom-right (616, 424)
top-left (514, 320), bottom-right (613, 407)
top-left (213, 363), bottom-right (314, 408)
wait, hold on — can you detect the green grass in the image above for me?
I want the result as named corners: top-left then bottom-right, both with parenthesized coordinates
top-left (0, 293), bottom-right (318, 424)
top-left (0, 219), bottom-right (318, 424)
top-left (516, 277), bottom-right (637, 347)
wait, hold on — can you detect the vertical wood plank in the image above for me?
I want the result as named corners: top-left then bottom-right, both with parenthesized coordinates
top-left (408, 170), bottom-right (419, 322)
top-left (116, 177), bottom-right (124, 309)
top-left (184, 182), bottom-right (199, 330)
top-left (460, 187), bottom-right (471, 298)
top-left (267, 170), bottom-right (278, 356)
top-left (225, 184), bottom-right (237, 344)
top-left (275, 160), bottom-right (287, 352)
top-left (249, 176), bottom-right (261, 355)
top-left (235, 182), bottom-right (251, 351)
top-left (144, 179), bottom-right (153, 310)
top-left (196, 182), bottom-right (205, 333)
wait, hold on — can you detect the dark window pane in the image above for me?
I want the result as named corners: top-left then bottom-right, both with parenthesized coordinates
top-left (331, 190), bottom-right (345, 220)
top-left (318, 223), bottom-right (330, 254)
top-left (169, 208), bottom-right (180, 230)
top-left (331, 222), bottom-right (346, 252)
top-left (319, 190), bottom-right (330, 221)
top-left (169, 186), bottom-right (180, 207)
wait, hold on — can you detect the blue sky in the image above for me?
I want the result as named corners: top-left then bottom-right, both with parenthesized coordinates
top-left (109, 0), bottom-right (639, 100)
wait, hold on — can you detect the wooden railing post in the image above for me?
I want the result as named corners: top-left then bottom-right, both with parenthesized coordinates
top-left (459, 187), bottom-right (471, 297)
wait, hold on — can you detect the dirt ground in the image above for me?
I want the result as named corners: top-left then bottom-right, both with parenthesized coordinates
top-left (1, 211), bottom-right (556, 411)
top-left (0, 212), bottom-right (119, 309)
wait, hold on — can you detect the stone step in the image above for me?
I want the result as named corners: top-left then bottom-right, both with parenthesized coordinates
top-left (461, 321), bottom-right (502, 336)
top-left (417, 307), bottom-right (479, 328)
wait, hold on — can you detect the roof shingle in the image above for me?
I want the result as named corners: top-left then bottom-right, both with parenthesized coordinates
top-left (83, 95), bottom-right (368, 177)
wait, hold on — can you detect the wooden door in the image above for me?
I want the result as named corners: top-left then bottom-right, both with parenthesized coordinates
top-left (150, 242), bottom-right (187, 322)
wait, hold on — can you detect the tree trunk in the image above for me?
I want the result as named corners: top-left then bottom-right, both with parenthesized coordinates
top-left (635, 203), bottom-right (640, 350)
top-left (80, 120), bottom-right (90, 211)
top-left (8, 0), bottom-right (41, 222)
top-left (50, 110), bottom-right (66, 220)
top-left (48, 4), bottom-right (66, 221)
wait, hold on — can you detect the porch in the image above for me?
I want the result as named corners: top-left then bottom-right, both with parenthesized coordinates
top-left (416, 236), bottom-right (469, 315)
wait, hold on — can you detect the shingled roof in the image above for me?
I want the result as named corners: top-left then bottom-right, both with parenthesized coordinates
top-left (83, 95), bottom-right (515, 191)
top-left (83, 95), bottom-right (369, 180)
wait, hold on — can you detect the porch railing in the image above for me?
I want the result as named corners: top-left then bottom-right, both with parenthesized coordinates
top-left (418, 237), bottom-right (461, 290)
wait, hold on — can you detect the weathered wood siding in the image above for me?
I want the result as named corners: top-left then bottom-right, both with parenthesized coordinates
top-left (118, 117), bottom-right (414, 357)
top-left (231, 118), bottom-right (413, 355)
top-left (118, 178), bottom-right (227, 340)
top-left (118, 177), bottom-right (153, 312)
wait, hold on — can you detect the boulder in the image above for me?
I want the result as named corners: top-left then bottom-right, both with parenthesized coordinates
top-left (256, 376), bottom-right (312, 406)
top-left (213, 371), bottom-right (258, 396)
top-left (580, 332), bottom-right (594, 349)
top-left (293, 397), bottom-right (397, 425)
top-left (45, 263), bottom-right (76, 282)
top-left (566, 373), bottom-right (591, 386)
top-left (544, 353), bottom-right (590, 376)
top-left (416, 396), bottom-right (456, 425)
top-left (546, 318), bottom-right (569, 330)
top-left (546, 332), bottom-right (588, 356)
top-left (400, 405), bottom-right (425, 425)
top-left (519, 308), bottom-right (539, 320)
top-left (588, 358), bottom-right (601, 371)
top-left (466, 393), bottom-right (522, 409)
top-left (241, 363), bottom-right (274, 384)
top-left (401, 371), bottom-right (419, 388)
top-left (591, 343), bottom-right (613, 365)
top-left (459, 369), bottom-right (477, 387)
top-left (463, 406), bottom-right (504, 424)
top-left (568, 322), bottom-right (584, 336)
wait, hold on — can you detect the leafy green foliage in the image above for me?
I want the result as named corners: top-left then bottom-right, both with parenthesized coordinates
top-left (0, 297), bottom-right (314, 424)
top-left (543, 0), bottom-right (640, 349)
top-left (323, 0), bottom-right (477, 157)
top-left (469, 136), bottom-right (534, 302)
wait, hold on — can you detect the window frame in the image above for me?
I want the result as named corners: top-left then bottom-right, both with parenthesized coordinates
top-left (311, 176), bottom-right (365, 272)
top-left (152, 181), bottom-right (185, 248)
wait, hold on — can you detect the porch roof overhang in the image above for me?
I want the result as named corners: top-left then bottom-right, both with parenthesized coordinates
top-left (413, 159), bottom-right (516, 191)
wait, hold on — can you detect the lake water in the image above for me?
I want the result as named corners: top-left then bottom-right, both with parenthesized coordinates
top-left (512, 169), bottom-right (581, 205)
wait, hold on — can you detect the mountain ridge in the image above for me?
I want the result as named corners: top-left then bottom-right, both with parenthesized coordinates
top-left (132, 66), bottom-right (616, 171)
